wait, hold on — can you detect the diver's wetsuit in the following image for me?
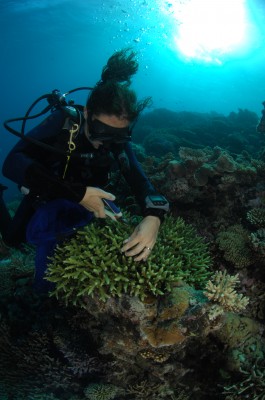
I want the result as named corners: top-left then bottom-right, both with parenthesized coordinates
top-left (1, 109), bottom-right (163, 247)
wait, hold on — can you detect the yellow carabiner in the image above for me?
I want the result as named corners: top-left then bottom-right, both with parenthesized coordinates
top-left (68, 123), bottom-right (79, 151)
top-left (62, 123), bottom-right (79, 179)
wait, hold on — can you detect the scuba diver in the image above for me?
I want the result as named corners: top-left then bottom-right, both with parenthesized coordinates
top-left (0, 48), bottom-right (169, 291)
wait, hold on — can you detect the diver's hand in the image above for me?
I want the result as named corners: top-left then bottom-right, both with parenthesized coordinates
top-left (121, 216), bottom-right (160, 261)
top-left (79, 187), bottom-right (115, 218)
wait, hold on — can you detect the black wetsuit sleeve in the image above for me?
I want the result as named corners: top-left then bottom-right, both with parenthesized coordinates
top-left (24, 163), bottom-right (86, 202)
top-left (123, 143), bottom-right (168, 221)
top-left (2, 110), bottom-right (86, 202)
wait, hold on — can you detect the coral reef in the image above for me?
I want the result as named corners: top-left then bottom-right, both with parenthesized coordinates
top-left (0, 245), bottom-right (34, 297)
top-left (3, 107), bottom-right (265, 399)
top-left (250, 228), bottom-right (265, 256)
top-left (53, 333), bottom-right (104, 378)
top-left (47, 215), bottom-right (211, 306)
top-left (247, 207), bottom-right (265, 228)
top-left (126, 380), bottom-right (185, 399)
top-left (204, 270), bottom-right (249, 317)
top-left (0, 318), bottom-right (78, 398)
top-left (223, 358), bottom-right (265, 400)
top-left (84, 383), bottom-right (122, 400)
top-left (138, 146), bottom-right (265, 222)
top-left (216, 225), bottom-right (254, 268)
top-left (213, 312), bottom-right (265, 372)
top-left (137, 108), bottom-right (260, 156)
top-left (68, 283), bottom-right (221, 396)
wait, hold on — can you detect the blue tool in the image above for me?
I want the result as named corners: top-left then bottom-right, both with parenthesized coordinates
top-left (102, 198), bottom-right (123, 221)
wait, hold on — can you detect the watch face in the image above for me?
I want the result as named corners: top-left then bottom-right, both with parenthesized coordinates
top-left (145, 195), bottom-right (169, 212)
top-left (150, 195), bottom-right (167, 203)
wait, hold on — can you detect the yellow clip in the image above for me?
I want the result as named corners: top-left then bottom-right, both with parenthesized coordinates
top-left (62, 123), bottom-right (79, 179)
top-left (68, 123), bottom-right (79, 151)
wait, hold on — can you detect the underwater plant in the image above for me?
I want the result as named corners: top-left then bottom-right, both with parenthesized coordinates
top-left (47, 215), bottom-right (212, 306)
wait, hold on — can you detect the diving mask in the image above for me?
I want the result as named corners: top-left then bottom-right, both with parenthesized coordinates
top-left (88, 118), bottom-right (132, 144)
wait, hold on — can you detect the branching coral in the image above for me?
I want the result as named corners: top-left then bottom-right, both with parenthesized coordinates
top-left (250, 228), bottom-right (265, 256)
top-left (204, 270), bottom-right (249, 318)
top-left (223, 358), bottom-right (265, 400)
top-left (0, 246), bottom-right (35, 297)
top-left (0, 387), bottom-right (61, 400)
top-left (216, 225), bottom-right (254, 268)
top-left (127, 380), bottom-right (175, 399)
top-left (247, 207), bottom-right (265, 228)
top-left (53, 334), bottom-right (103, 378)
top-left (47, 215), bottom-right (212, 305)
top-left (0, 319), bottom-right (76, 398)
top-left (84, 383), bottom-right (122, 400)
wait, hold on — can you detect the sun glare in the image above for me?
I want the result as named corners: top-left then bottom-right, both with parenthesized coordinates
top-left (167, 0), bottom-right (249, 63)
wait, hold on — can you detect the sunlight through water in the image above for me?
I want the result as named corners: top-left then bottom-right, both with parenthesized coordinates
top-left (162, 0), bottom-right (250, 64)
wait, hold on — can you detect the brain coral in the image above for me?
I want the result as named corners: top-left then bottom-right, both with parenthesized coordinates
top-left (47, 215), bottom-right (212, 306)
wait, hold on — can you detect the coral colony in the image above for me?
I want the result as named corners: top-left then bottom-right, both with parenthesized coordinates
top-left (1, 108), bottom-right (265, 399)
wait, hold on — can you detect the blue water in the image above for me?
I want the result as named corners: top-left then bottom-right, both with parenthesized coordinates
top-left (1, 0), bottom-right (265, 199)
top-left (1, 2), bottom-right (265, 398)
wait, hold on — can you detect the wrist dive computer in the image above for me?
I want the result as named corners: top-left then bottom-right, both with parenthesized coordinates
top-left (145, 194), bottom-right (169, 212)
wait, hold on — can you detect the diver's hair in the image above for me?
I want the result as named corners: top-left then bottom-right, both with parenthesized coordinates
top-left (86, 48), bottom-right (152, 122)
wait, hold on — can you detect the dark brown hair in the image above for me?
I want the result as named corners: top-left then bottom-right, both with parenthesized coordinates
top-left (86, 49), bottom-right (152, 122)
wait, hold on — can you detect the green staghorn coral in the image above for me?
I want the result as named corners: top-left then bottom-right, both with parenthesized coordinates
top-left (47, 215), bottom-right (212, 305)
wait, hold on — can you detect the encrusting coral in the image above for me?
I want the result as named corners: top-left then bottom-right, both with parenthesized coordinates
top-left (47, 215), bottom-right (211, 306)
top-left (204, 270), bottom-right (249, 318)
